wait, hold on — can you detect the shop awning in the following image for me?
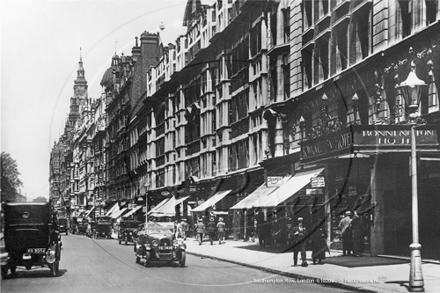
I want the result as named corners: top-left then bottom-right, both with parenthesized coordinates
top-left (147, 198), bottom-right (170, 215)
top-left (122, 205), bottom-right (143, 218)
top-left (153, 196), bottom-right (190, 215)
top-left (230, 184), bottom-right (279, 210)
top-left (192, 190), bottom-right (232, 212)
top-left (84, 206), bottom-right (96, 218)
top-left (254, 168), bottom-right (325, 208)
top-left (111, 207), bottom-right (128, 219)
top-left (104, 203), bottom-right (118, 217)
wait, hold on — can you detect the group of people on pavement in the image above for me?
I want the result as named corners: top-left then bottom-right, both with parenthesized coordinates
top-left (337, 210), bottom-right (363, 257)
top-left (194, 217), bottom-right (226, 245)
top-left (174, 218), bottom-right (189, 240)
top-left (184, 209), bottom-right (362, 267)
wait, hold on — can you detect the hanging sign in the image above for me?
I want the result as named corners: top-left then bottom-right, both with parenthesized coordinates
top-left (311, 176), bottom-right (325, 187)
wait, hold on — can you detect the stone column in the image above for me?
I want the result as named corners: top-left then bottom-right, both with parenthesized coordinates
top-left (370, 156), bottom-right (385, 256)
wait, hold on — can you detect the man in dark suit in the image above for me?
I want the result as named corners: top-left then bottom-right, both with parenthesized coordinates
top-left (291, 217), bottom-right (308, 267)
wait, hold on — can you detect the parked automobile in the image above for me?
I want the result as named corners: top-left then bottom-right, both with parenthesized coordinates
top-left (1, 232), bottom-right (9, 279)
top-left (58, 218), bottom-right (69, 235)
top-left (71, 217), bottom-right (87, 235)
top-left (93, 218), bottom-right (112, 239)
top-left (2, 202), bottom-right (61, 278)
top-left (134, 222), bottom-right (186, 267)
top-left (118, 220), bottom-right (141, 245)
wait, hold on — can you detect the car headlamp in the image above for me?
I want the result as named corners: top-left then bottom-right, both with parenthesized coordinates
top-left (152, 240), bottom-right (159, 247)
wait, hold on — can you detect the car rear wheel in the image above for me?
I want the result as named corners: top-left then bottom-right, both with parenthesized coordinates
top-left (144, 252), bottom-right (150, 267)
top-left (125, 240), bottom-right (128, 245)
top-left (1, 266), bottom-right (8, 279)
top-left (50, 262), bottom-right (59, 277)
top-left (136, 256), bottom-right (140, 263)
top-left (10, 265), bottom-right (16, 277)
top-left (179, 251), bottom-right (186, 267)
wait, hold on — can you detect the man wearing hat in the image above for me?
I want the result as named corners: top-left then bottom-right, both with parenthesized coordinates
top-left (206, 217), bottom-right (217, 245)
top-left (180, 218), bottom-right (189, 240)
top-left (337, 211), bottom-right (353, 256)
top-left (216, 217), bottom-right (226, 244)
top-left (291, 217), bottom-right (308, 267)
top-left (195, 218), bottom-right (206, 245)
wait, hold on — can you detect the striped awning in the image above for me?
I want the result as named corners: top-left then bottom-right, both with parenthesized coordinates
top-left (122, 205), bottom-right (143, 218)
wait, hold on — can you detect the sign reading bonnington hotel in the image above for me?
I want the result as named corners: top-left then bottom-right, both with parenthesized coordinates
top-left (300, 125), bottom-right (440, 162)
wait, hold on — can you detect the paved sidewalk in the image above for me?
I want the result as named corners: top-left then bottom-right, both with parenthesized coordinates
top-left (185, 237), bottom-right (440, 293)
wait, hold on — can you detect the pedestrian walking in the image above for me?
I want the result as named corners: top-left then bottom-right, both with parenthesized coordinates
top-left (216, 217), bottom-right (226, 244)
top-left (292, 217), bottom-right (308, 267)
top-left (257, 219), bottom-right (271, 249)
top-left (174, 220), bottom-right (181, 239)
top-left (310, 221), bottom-right (328, 264)
top-left (207, 217), bottom-right (217, 245)
top-left (195, 218), bottom-right (206, 245)
top-left (180, 218), bottom-right (189, 240)
top-left (337, 211), bottom-right (353, 256)
top-left (351, 211), bottom-right (362, 257)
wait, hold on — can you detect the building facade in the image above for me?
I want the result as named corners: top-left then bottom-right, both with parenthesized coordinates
top-left (50, 0), bottom-right (440, 259)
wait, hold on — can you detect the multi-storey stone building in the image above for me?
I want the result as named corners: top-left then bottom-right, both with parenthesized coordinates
top-left (51, 0), bottom-right (440, 259)
top-left (256, 0), bottom-right (440, 259)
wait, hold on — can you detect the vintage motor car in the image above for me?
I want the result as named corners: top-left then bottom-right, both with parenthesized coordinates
top-left (93, 218), bottom-right (112, 239)
top-left (58, 218), bottom-right (69, 235)
top-left (134, 222), bottom-right (186, 267)
top-left (71, 217), bottom-right (87, 235)
top-left (1, 232), bottom-right (9, 279)
top-left (118, 220), bottom-right (140, 245)
top-left (2, 202), bottom-right (61, 277)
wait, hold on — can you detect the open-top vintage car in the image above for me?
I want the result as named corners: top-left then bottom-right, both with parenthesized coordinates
top-left (2, 202), bottom-right (61, 278)
top-left (134, 222), bottom-right (186, 267)
top-left (58, 218), bottom-right (69, 235)
top-left (118, 220), bottom-right (140, 245)
top-left (93, 218), bottom-right (112, 239)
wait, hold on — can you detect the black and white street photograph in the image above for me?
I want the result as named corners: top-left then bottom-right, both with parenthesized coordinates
top-left (1, 1), bottom-right (440, 292)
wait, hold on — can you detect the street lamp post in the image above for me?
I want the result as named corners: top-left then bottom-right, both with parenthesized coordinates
top-left (397, 60), bottom-right (427, 292)
top-left (143, 183), bottom-right (150, 225)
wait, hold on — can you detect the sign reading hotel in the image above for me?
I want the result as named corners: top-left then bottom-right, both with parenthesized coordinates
top-left (301, 125), bottom-right (439, 162)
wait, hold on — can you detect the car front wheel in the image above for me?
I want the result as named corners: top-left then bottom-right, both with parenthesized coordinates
top-left (50, 262), bottom-right (59, 277)
top-left (144, 252), bottom-right (150, 267)
top-left (179, 251), bottom-right (186, 267)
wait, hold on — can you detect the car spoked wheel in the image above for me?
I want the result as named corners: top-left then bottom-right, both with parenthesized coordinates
top-left (179, 251), bottom-right (186, 267)
top-left (144, 252), bottom-right (150, 267)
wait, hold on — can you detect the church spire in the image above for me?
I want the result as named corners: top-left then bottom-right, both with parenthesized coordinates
top-left (76, 47), bottom-right (85, 81)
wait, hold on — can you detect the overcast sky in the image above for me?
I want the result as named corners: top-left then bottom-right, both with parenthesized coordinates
top-left (1, 0), bottom-right (202, 201)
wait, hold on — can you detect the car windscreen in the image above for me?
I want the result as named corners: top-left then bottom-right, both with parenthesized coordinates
top-left (97, 221), bottom-right (111, 225)
top-left (121, 221), bottom-right (140, 228)
top-left (144, 222), bottom-right (173, 234)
